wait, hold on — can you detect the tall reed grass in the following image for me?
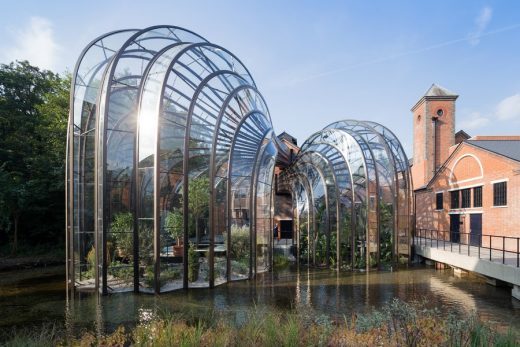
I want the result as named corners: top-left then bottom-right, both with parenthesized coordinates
top-left (1, 299), bottom-right (517, 347)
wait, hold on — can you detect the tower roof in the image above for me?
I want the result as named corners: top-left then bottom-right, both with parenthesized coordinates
top-left (424, 83), bottom-right (458, 97)
top-left (411, 83), bottom-right (458, 111)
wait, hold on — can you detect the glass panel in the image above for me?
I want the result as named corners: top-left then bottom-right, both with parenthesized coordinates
top-left (68, 30), bottom-right (137, 291)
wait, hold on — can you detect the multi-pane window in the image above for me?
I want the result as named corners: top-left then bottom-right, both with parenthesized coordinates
top-left (436, 192), bottom-right (443, 210)
top-left (493, 181), bottom-right (507, 206)
top-left (461, 189), bottom-right (471, 208)
top-left (450, 190), bottom-right (459, 209)
top-left (473, 186), bottom-right (482, 208)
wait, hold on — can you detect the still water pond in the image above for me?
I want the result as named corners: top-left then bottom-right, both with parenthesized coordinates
top-left (0, 265), bottom-right (519, 333)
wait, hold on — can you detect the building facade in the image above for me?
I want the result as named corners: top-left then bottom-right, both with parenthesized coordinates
top-left (413, 85), bottom-right (520, 249)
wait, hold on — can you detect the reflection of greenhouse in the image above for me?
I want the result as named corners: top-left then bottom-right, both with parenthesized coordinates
top-left (66, 25), bottom-right (412, 295)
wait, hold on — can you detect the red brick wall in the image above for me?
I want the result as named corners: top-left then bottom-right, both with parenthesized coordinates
top-left (416, 143), bottom-right (520, 245)
top-left (451, 155), bottom-right (482, 182)
top-left (412, 98), bottom-right (456, 188)
top-left (427, 100), bottom-right (455, 168)
top-left (411, 102), bottom-right (427, 188)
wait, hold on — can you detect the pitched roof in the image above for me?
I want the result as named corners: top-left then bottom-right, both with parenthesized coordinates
top-left (467, 140), bottom-right (520, 162)
top-left (455, 130), bottom-right (471, 139)
top-left (424, 83), bottom-right (458, 97)
top-left (416, 139), bottom-right (520, 191)
top-left (411, 83), bottom-right (459, 111)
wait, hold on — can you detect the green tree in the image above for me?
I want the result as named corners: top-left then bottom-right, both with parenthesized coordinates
top-left (188, 176), bottom-right (209, 247)
top-left (0, 61), bottom-right (69, 255)
top-left (165, 209), bottom-right (184, 245)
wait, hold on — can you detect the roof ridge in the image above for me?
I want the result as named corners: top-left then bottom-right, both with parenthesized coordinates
top-left (424, 83), bottom-right (458, 97)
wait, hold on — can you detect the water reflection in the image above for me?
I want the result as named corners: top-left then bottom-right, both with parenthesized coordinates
top-left (1, 265), bottom-right (518, 334)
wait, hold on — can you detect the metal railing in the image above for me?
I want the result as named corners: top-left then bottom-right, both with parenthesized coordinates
top-left (414, 229), bottom-right (520, 268)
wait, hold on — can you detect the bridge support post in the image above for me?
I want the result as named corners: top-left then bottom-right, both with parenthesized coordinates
top-left (453, 267), bottom-right (468, 277)
top-left (513, 285), bottom-right (520, 301)
top-left (435, 262), bottom-right (449, 270)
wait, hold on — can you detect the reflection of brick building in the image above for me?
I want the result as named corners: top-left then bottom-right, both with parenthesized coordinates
top-left (274, 132), bottom-right (299, 237)
top-left (412, 84), bottom-right (520, 245)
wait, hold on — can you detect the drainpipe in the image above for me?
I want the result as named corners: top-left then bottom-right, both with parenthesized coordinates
top-left (431, 116), bottom-right (438, 177)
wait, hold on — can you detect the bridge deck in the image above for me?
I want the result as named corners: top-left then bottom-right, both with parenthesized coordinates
top-left (414, 237), bottom-right (520, 287)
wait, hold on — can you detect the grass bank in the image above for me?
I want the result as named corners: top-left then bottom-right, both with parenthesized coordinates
top-left (1, 298), bottom-right (517, 346)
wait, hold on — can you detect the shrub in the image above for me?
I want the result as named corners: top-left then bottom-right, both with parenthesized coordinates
top-left (109, 260), bottom-right (133, 283)
top-left (273, 254), bottom-right (289, 268)
top-left (165, 209), bottom-right (183, 245)
top-left (188, 242), bottom-right (199, 282)
top-left (109, 212), bottom-right (133, 261)
top-left (144, 266), bottom-right (181, 288)
top-left (224, 225), bottom-right (250, 262)
top-left (3, 300), bottom-right (519, 347)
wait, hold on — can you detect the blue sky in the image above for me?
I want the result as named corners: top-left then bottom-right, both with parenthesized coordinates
top-left (1, 1), bottom-right (519, 156)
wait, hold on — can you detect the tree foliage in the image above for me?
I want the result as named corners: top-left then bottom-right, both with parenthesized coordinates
top-left (188, 176), bottom-right (209, 245)
top-left (165, 209), bottom-right (184, 244)
top-left (0, 61), bottom-right (69, 254)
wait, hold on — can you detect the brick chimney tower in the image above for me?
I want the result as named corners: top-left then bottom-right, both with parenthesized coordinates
top-left (411, 84), bottom-right (458, 188)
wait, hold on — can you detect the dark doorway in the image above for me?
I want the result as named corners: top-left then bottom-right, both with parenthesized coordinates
top-left (450, 214), bottom-right (460, 243)
top-left (279, 219), bottom-right (293, 239)
top-left (469, 214), bottom-right (482, 246)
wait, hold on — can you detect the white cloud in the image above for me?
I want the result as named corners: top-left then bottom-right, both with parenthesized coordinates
top-left (459, 112), bottom-right (490, 130)
top-left (495, 93), bottom-right (520, 120)
top-left (2, 16), bottom-right (61, 70)
top-left (468, 7), bottom-right (493, 46)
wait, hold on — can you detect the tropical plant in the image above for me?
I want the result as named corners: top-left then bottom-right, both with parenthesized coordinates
top-left (110, 212), bottom-right (133, 261)
top-left (273, 254), bottom-right (289, 268)
top-left (109, 212), bottom-right (156, 266)
top-left (230, 259), bottom-right (249, 275)
top-left (315, 232), bottom-right (327, 265)
top-left (225, 224), bottom-right (250, 262)
top-left (109, 261), bottom-right (133, 283)
top-left (188, 177), bottom-right (209, 247)
top-left (188, 242), bottom-right (199, 282)
top-left (165, 209), bottom-right (183, 245)
top-left (144, 266), bottom-right (181, 288)
top-left (82, 246), bottom-right (96, 279)
top-left (379, 202), bottom-right (394, 265)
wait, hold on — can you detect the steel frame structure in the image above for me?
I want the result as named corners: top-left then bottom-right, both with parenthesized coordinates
top-left (66, 25), bottom-right (412, 295)
top-left (278, 120), bottom-right (412, 271)
top-left (66, 26), bottom-right (277, 294)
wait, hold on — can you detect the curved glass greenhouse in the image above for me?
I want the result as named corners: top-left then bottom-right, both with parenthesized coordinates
top-left (278, 121), bottom-right (412, 270)
top-left (66, 25), bottom-right (412, 294)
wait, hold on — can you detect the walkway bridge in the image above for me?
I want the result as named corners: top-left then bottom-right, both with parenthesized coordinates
top-left (414, 229), bottom-right (520, 300)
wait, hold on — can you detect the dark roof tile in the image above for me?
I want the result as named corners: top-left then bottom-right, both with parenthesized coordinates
top-left (467, 140), bottom-right (520, 162)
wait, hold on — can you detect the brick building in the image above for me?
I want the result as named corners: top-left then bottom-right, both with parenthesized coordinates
top-left (412, 84), bottom-right (520, 248)
top-left (274, 132), bottom-right (299, 238)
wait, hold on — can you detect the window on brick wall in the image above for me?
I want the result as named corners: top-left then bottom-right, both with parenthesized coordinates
top-left (450, 190), bottom-right (459, 209)
top-left (436, 192), bottom-right (443, 210)
top-left (473, 186), bottom-right (482, 208)
top-left (461, 189), bottom-right (471, 208)
top-left (493, 181), bottom-right (507, 206)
